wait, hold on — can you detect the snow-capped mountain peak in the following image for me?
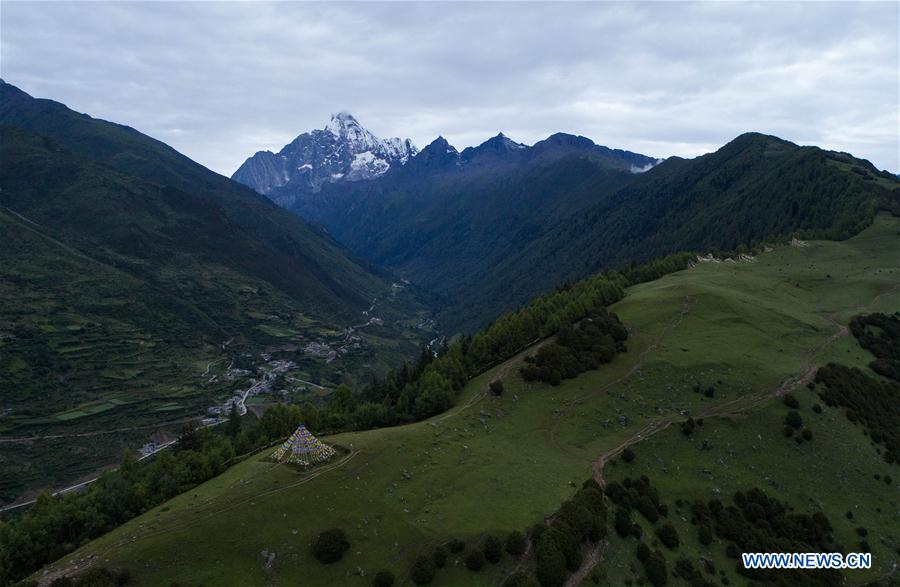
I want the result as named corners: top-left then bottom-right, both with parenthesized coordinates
top-left (232, 113), bottom-right (417, 201)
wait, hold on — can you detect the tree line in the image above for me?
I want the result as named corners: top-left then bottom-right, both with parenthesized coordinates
top-left (319, 251), bottom-right (700, 435)
top-left (849, 313), bottom-right (900, 382)
top-left (521, 307), bottom-right (628, 385)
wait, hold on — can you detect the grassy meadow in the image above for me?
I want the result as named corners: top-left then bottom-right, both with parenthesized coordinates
top-left (33, 215), bottom-right (900, 586)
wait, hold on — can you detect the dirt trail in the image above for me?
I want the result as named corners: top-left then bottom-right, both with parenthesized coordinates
top-left (547, 295), bottom-right (691, 457)
top-left (438, 338), bottom-right (551, 422)
top-left (567, 286), bottom-right (895, 584)
top-left (590, 313), bottom-right (846, 487)
top-left (563, 539), bottom-right (608, 587)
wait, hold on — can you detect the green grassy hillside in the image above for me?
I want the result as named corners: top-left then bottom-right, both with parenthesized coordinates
top-left (29, 215), bottom-right (899, 586)
top-left (0, 84), bottom-right (431, 503)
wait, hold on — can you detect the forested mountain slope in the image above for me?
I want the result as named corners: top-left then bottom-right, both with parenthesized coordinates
top-left (0, 83), bottom-right (429, 504)
top-left (0, 80), bottom-right (396, 319)
top-left (280, 128), bottom-right (899, 333)
top-left (279, 133), bottom-right (659, 326)
top-left (255, 121), bottom-right (900, 332)
top-left (457, 132), bottom-right (900, 331)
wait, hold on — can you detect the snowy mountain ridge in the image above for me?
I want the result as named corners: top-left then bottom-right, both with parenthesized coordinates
top-left (232, 112), bottom-right (417, 200)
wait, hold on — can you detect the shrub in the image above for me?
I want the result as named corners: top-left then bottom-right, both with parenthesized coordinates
top-left (697, 524), bottom-right (712, 546)
top-left (622, 448), bottom-right (636, 463)
top-left (783, 393), bottom-right (800, 409)
top-left (704, 387), bottom-right (715, 398)
top-left (114, 569), bottom-right (132, 586)
top-left (311, 528), bottom-right (350, 564)
top-left (674, 558), bottom-right (698, 582)
top-left (656, 523), bottom-right (680, 549)
top-left (410, 554), bottom-right (436, 585)
top-left (636, 542), bottom-right (651, 562)
top-left (448, 538), bottom-right (465, 553)
top-left (465, 549), bottom-right (486, 571)
top-left (484, 534), bottom-right (504, 563)
top-left (615, 509), bottom-right (635, 537)
top-left (489, 379), bottom-right (504, 395)
top-left (372, 570), bottom-right (395, 587)
top-left (802, 428), bottom-right (813, 441)
top-left (642, 549), bottom-right (668, 587)
top-left (637, 495), bottom-right (660, 523)
top-left (433, 546), bottom-right (447, 568)
top-left (506, 530), bottom-right (527, 555)
top-left (531, 523), bottom-right (546, 544)
top-left (534, 540), bottom-right (567, 587)
top-left (812, 403), bottom-right (823, 414)
top-left (785, 410), bottom-right (803, 429)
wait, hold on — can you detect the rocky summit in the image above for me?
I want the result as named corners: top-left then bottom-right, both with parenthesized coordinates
top-left (231, 112), bottom-right (416, 207)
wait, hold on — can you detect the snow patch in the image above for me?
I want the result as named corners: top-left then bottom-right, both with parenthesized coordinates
top-left (629, 158), bottom-right (664, 174)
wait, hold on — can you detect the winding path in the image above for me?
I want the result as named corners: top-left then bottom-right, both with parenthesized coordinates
top-left (564, 286), bottom-right (894, 585)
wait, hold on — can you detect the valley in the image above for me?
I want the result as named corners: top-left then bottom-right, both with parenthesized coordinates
top-left (29, 215), bottom-right (899, 586)
top-left (2, 5), bottom-right (899, 587)
top-left (0, 83), bottom-right (434, 505)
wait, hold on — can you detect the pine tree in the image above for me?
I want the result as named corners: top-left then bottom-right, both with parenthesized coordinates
top-left (226, 402), bottom-right (241, 437)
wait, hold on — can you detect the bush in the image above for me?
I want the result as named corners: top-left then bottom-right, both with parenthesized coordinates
top-left (506, 530), bottom-right (527, 555)
top-left (534, 540), bottom-right (567, 587)
top-left (311, 528), bottom-right (350, 564)
top-left (636, 542), bottom-right (651, 562)
top-left (697, 524), bottom-right (712, 546)
top-left (802, 428), bottom-right (813, 441)
top-left (637, 495), bottom-right (660, 523)
top-left (433, 546), bottom-right (447, 568)
top-left (531, 523), bottom-right (546, 544)
top-left (785, 410), bottom-right (803, 429)
top-left (448, 538), bottom-right (465, 553)
top-left (465, 549), bottom-right (485, 571)
top-left (642, 549), bottom-right (668, 587)
top-left (410, 554), bottom-right (436, 585)
top-left (484, 534), bottom-right (504, 563)
top-left (622, 448), bottom-right (636, 463)
top-left (812, 403), bottom-right (823, 414)
top-left (656, 523), bottom-right (680, 549)
top-left (490, 379), bottom-right (504, 395)
top-left (783, 393), bottom-right (800, 409)
top-left (372, 570), bottom-right (395, 587)
top-left (615, 509), bottom-right (635, 537)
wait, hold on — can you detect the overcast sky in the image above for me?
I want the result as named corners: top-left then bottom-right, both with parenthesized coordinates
top-left (2, 2), bottom-right (898, 174)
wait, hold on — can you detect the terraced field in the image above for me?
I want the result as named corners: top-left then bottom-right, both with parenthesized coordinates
top-left (35, 216), bottom-right (900, 586)
top-left (0, 208), bottom-right (431, 504)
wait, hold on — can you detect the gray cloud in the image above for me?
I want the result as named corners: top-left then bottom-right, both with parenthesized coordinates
top-left (2, 1), bottom-right (897, 174)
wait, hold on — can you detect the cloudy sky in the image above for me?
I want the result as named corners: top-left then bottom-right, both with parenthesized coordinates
top-left (2, 2), bottom-right (898, 174)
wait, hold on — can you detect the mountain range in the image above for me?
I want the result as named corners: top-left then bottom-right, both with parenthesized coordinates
top-left (234, 116), bottom-right (899, 332)
top-left (232, 112), bottom-right (417, 208)
top-left (0, 81), bottom-right (428, 500)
